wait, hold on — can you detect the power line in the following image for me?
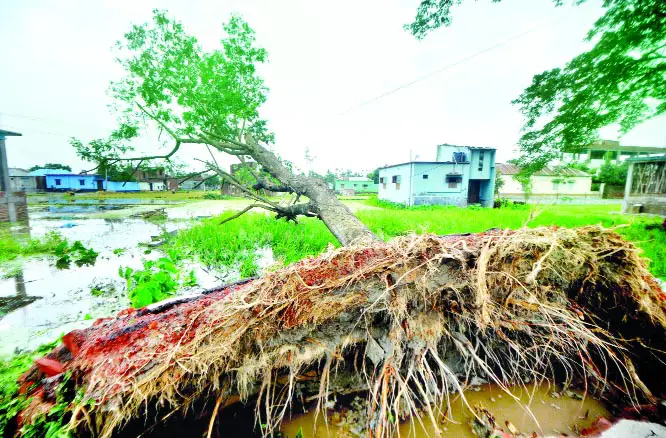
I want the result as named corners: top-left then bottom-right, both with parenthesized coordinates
top-left (335, 18), bottom-right (559, 118)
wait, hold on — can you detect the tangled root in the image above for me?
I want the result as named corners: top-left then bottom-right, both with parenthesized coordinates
top-left (15, 226), bottom-right (666, 437)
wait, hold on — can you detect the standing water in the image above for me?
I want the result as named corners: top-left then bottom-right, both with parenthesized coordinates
top-left (279, 383), bottom-right (609, 437)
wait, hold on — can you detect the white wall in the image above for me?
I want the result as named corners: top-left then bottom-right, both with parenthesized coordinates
top-left (499, 174), bottom-right (592, 195)
top-left (378, 164), bottom-right (411, 204)
top-left (379, 162), bottom-right (471, 206)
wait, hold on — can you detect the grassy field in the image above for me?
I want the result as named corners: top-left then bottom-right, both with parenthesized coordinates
top-left (170, 202), bottom-right (666, 280)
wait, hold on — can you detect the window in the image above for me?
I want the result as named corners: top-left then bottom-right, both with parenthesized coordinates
top-left (552, 181), bottom-right (560, 191)
top-left (55, 179), bottom-right (62, 186)
top-left (448, 181), bottom-right (458, 189)
top-left (391, 175), bottom-right (401, 183)
top-left (590, 150), bottom-right (605, 160)
top-left (363, 184), bottom-right (368, 189)
top-left (79, 179), bottom-right (85, 186)
top-left (422, 174), bottom-right (429, 180)
top-left (340, 183), bottom-right (345, 188)
top-left (478, 150), bottom-right (485, 171)
top-left (379, 177), bottom-right (385, 184)
top-left (353, 184), bottom-right (357, 187)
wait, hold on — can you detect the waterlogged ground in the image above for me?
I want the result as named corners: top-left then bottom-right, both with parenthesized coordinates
top-left (280, 383), bottom-right (610, 438)
top-left (0, 195), bottom-right (265, 357)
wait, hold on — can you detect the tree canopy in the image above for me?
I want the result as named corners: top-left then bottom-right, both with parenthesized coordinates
top-left (407, 0), bottom-right (666, 172)
top-left (28, 163), bottom-right (72, 172)
top-left (72, 9), bottom-right (377, 245)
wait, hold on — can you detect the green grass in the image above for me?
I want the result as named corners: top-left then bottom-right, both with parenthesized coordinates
top-left (0, 231), bottom-right (68, 264)
top-left (169, 203), bottom-right (666, 280)
top-left (170, 213), bottom-right (335, 277)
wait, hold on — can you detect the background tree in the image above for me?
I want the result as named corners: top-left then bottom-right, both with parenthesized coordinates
top-left (28, 163), bottom-right (72, 172)
top-left (72, 10), bottom-right (376, 245)
top-left (407, 0), bottom-right (666, 172)
top-left (367, 168), bottom-right (380, 184)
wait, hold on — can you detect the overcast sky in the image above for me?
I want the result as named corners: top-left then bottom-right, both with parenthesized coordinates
top-left (1, 0), bottom-right (665, 174)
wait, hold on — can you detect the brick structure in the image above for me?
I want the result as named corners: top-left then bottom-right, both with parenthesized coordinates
top-left (0, 129), bottom-right (28, 222)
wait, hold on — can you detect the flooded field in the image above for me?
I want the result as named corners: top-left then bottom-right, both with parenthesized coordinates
top-left (280, 383), bottom-right (610, 438)
top-left (0, 195), bottom-right (253, 357)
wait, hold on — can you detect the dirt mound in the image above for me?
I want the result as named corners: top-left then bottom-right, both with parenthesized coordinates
top-left (10, 226), bottom-right (666, 437)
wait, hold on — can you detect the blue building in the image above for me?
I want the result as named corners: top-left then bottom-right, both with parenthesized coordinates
top-left (43, 174), bottom-right (103, 192)
top-left (378, 144), bottom-right (496, 207)
top-left (105, 181), bottom-right (140, 192)
top-left (31, 170), bottom-right (141, 192)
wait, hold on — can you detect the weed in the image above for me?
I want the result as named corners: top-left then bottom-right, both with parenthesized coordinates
top-left (0, 231), bottom-right (68, 263)
top-left (53, 241), bottom-right (98, 269)
top-left (120, 249), bottom-right (198, 308)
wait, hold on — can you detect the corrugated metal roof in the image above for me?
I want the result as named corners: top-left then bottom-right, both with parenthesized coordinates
top-left (496, 163), bottom-right (591, 177)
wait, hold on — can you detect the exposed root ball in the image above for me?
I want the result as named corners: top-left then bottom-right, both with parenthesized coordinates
top-left (14, 226), bottom-right (666, 437)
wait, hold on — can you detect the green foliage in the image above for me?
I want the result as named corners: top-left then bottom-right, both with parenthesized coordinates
top-left (0, 232), bottom-right (68, 263)
top-left (367, 168), bottom-right (380, 184)
top-left (72, 9), bottom-right (272, 182)
top-left (120, 249), bottom-right (197, 308)
top-left (54, 241), bottom-right (99, 269)
top-left (202, 192), bottom-right (228, 200)
top-left (494, 171), bottom-right (505, 196)
top-left (0, 339), bottom-right (61, 436)
top-left (171, 203), bottom-right (665, 281)
top-left (169, 212), bottom-right (337, 278)
top-left (596, 162), bottom-right (628, 186)
top-left (567, 162), bottom-right (595, 175)
top-left (28, 163), bottom-right (72, 173)
top-left (407, 0), bottom-right (666, 174)
top-left (513, 0), bottom-right (666, 171)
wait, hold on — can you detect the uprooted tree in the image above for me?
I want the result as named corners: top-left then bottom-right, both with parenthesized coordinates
top-left (7, 226), bottom-right (666, 438)
top-left (71, 10), bottom-right (376, 247)
top-left (407, 0), bottom-right (666, 173)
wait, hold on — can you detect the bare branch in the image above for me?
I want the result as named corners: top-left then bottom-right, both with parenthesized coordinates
top-left (219, 204), bottom-right (276, 225)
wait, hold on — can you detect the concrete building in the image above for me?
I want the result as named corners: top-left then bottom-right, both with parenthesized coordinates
top-left (563, 140), bottom-right (666, 170)
top-left (44, 174), bottom-right (103, 191)
top-left (622, 155), bottom-right (666, 216)
top-left (138, 181), bottom-right (166, 191)
top-left (334, 177), bottom-right (378, 194)
top-left (0, 129), bottom-right (28, 222)
top-left (378, 144), bottom-right (496, 207)
top-left (105, 181), bottom-right (141, 192)
top-left (497, 163), bottom-right (596, 201)
top-left (9, 168), bottom-right (37, 192)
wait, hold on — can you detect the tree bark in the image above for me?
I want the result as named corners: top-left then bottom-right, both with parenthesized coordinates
top-left (245, 138), bottom-right (379, 246)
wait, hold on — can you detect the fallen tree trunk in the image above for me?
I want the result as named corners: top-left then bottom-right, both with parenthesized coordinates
top-left (9, 226), bottom-right (666, 437)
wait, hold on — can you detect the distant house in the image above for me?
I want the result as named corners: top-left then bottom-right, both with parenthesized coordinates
top-left (378, 144), bottom-right (496, 207)
top-left (43, 173), bottom-right (103, 192)
top-left (133, 168), bottom-right (168, 191)
top-left (138, 181), bottom-right (166, 191)
top-left (497, 163), bottom-right (595, 201)
top-left (105, 181), bottom-right (141, 192)
top-left (9, 168), bottom-right (37, 192)
top-left (334, 177), bottom-right (378, 195)
top-left (563, 140), bottom-right (666, 170)
top-left (622, 155), bottom-right (666, 215)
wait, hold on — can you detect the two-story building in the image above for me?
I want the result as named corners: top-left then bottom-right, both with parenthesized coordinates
top-left (378, 144), bottom-right (496, 207)
top-left (563, 140), bottom-right (666, 170)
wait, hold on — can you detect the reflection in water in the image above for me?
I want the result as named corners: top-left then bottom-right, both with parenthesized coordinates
top-left (280, 383), bottom-right (610, 438)
top-left (0, 268), bottom-right (41, 317)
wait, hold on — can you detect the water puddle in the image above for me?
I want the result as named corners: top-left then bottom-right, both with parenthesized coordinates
top-left (280, 383), bottom-right (609, 438)
top-left (0, 216), bottom-right (220, 357)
